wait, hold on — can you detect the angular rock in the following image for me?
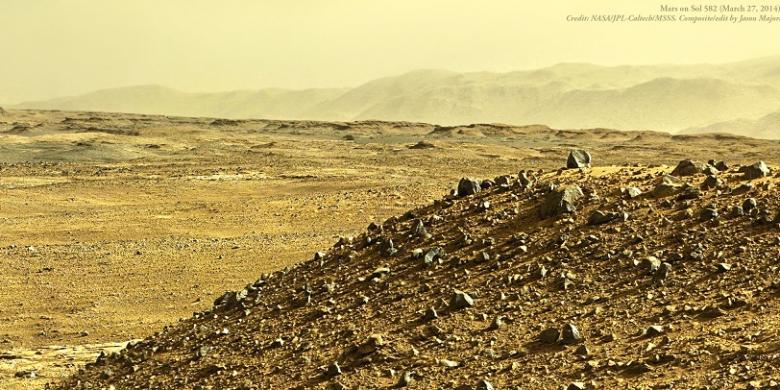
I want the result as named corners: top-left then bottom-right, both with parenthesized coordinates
top-left (645, 325), bottom-right (664, 337)
top-left (476, 380), bottom-right (495, 390)
top-left (423, 247), bottom-right (442, 266)
top-left (641, 256), bottom-right (662, 274)
top-left (652, 175), bottom-right (684, 197)
top-left (671, 160), bottom-right (708, 176)
top-left (740, 161), bottom-right (770, 179)
top-left (540, 186), bottom-right (584, 218)
top-left (567, 382), bottom-right (586, 390)
top-left (623, 186), bottom-right (642, 199)
top-left (412, 219), bottom-right (429, 238)
top-left (700, 175), bottom-right (724, 190)
top-left (561, 323), bottom-right (584, 344)
top-left (449, 290), bottom-right (474, 311)
top-left (567, 149), bottom-right (592, 169)
top-left (457, 178), bottom-right (481, 197)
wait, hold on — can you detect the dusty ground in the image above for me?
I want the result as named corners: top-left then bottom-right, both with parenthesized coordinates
top-left (0, 109), bottom-right (778, 388)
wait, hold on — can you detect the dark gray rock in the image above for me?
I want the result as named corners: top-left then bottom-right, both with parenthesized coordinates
top-left (326, 362), bottom-right (342, 377)
top-left (729, 205), bottom-right (745, 218)
top-left (539, 327), bottom-right (560, 344)
top-left (518, 171), bottom-right (534, 189)
top-left (587, 210), bottom-right (627, 225)
top-left (423, 307), bottom-right (438, 321)
top-left (652, 175), bottom-right (684, 197)
top-left (449, 290), bottom-right (474, 311)
top-left (740, 161), bottom-right (770, 179)
top-left (457, 178), bottom-right (481, 197)
top-left (656, 262), bottom-right (672, 280)
top-left (567, 149), bottom-right (592, 169)
top-left (494, 175), bottom-right (513, 187)
top-left (480, 179), bottom-right (495, 189)
top-left (742, 198), bottom-right (758, 213)
top-left (561, 323), bottom-right (584, 344)
top-left (700, 205), bottom-right (719, 220)
top-left (700, 175), bottom-right (724, 190)
top-left (540, 186), bottom-right (584, 218)
top-left (671, 160), bottom-right (709, 176)
top-left (645, 325), bottom-right (665, 337)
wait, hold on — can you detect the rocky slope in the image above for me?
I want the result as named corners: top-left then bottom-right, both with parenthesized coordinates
top-left (52, 155), bottom-right (780, 389)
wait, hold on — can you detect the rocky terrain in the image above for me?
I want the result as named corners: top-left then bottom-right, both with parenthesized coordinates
top-left (53, 151), bottom-right (780, 389)
top-left (2, 109), bottom-right (780, 389)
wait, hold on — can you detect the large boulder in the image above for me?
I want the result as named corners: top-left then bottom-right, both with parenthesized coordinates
top-left (457, 178), bottom-right (481, 197)
top-left (540, 186), bottom-right (584, 218)
top-left (740, 161), bottom-right (770, 180)
top-left (566, 150), bottom-right (592, 169)
top-left (671, 160), bottom-right (709, 176)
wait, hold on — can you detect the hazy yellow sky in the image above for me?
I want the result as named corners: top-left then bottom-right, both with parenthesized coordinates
top-left (1, 0), bottom-right (778, 103)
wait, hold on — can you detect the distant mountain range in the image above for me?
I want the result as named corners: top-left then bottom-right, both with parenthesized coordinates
top-left (14, 56), bottom-right (780, 139)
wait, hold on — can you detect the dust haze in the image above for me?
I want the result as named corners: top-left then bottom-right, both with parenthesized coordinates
top-left (3, 1), bottom-right (780, 390)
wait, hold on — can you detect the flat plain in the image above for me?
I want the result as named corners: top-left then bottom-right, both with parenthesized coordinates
top-left (1, 109), bottom-right (778, 389)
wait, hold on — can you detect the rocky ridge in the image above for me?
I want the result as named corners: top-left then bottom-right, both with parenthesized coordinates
top-left (53, 156), bottom-right (780, 389)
